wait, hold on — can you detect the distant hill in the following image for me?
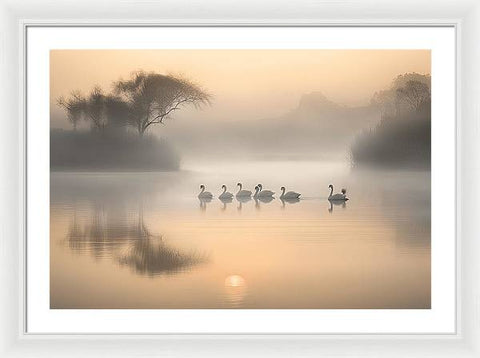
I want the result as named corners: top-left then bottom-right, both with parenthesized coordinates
top-left (296, 92), bottom-right (343, 115)
top-left (161, 92), bottom-right (381, 160)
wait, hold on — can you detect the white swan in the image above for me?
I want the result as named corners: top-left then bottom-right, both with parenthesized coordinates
top-left (236, 182), bottom-right (252, 197)
top-left (219, 184), bottom-right (234, 200)
top-left (256, 184), bottom-right (274, 198)
top-left (198, 184), bottom-right (213, 199)
top-left (328, 184), bottom-right (348, 201)
top-left (253, 188), bottom-right (275, 209)
top-left (280, 186), bottom-right (301, 199)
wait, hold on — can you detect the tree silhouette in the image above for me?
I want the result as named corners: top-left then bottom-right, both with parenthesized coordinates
top-left (370, 73), bottom-right (431, 115)
top-left (58, 87), bottom-right (136, 133)
top-left (57, 90), bottom-right (86, 130)
top-left (58, 71), bottom-right (211, 136)
top-left (84, 86), bottom-right (108, 131)
top-left (114, 71), bottom-right (211, 136)
top-left (396, 80), bottom-right (431, 112)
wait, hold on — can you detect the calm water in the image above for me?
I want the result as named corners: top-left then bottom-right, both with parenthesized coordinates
top-left (50, 161), bottom-right (430, 309)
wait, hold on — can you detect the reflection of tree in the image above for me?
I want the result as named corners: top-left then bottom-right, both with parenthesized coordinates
top-left (66, 211), bottom-right (87, 251)
top-left (65, 205), bottom-right (208, 275)
top-left (349, 171), bottom-right (431, 249)
top-left (65, 205), bottom-right (152, 259)
top-left (118, 237), bottom-right (207, 276)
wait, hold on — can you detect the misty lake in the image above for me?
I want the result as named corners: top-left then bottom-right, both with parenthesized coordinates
top-left (50, 160), bottom-right (430, 309)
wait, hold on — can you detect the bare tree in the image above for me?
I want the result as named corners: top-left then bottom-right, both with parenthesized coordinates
top-left (58, 87), bottom-right (130, 132)
top-left (57, 90), bottom-right (86, 130)
top-left (84, 86), bottom-right (108, 131)
top-left (114, 71), bottom-right (211, 136)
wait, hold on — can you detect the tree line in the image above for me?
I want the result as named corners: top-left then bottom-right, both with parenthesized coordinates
top-left (351, 73), bottom-right (432, 169)
top-left (370, 73), bottom-right (431, 116)
top-left (57, 71), bottom-right (211, 137)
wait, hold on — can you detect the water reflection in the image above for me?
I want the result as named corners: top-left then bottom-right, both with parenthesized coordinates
top-left (51, 166), bottom-right (431, 309)
top-left (254, 196), bottom-right (275, 210)
top-left (199, 197), bottom-right (212, 211)
top-left (219, 197), bottom-right (233, 211)
top-left (65, 206), bottom-right (208, 276)
top-left (224, 275), bottom-right (248, 308)
top-left (280, 197), bottom-right (300, 208)
top-left (118, 236), bottom-right (208, 276)
top-left (236, 196), bottom-right (252, 211)
top-left (328, 200), bottom-right (347, 213)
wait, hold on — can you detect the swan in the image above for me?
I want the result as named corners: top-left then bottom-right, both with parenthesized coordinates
top-left (280, 186), bottom-right (301, 199)
top-left (328, 184), bottom-right (348, 201)
top-left (253, 191), bottom-right (274, 210)
top-left (256, 184), bottom-right (274, 198)
top-left (219, 196), bottom-right (233, 204)
top-left (236, 182), bottom-right (252, 197)
top-left (253, 186), bottom-right (275, 201)
top-left (219, 185), bottom-right (234, 200)
top-left (236, 195), bottom-right (252, 204)
top-left (198, 184), bottom-right (213, 199)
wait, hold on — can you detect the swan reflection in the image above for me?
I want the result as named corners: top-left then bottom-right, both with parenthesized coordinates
top-left (254, 196), bottom-right (274, 210)
top-left (256, 196), bottom-right (274, 204)
top-left (199, 197), bottom-right (212, 211)
top-left (328, 200), bottom-right (347, 213)
top-left (219, 196), bottom-right (233, 211)
top-left (236, 196), bottom-right (252, 211)
top-left (280, 197), bottom-right (300, 208)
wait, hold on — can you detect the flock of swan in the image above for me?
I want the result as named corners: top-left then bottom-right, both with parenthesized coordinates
top-left (198, 183), bottom-right (348, 201)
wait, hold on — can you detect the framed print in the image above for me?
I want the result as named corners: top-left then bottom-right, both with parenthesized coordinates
top-left (1, 0), bottom-right (480, 356)
top-left (25, 25), bottom-right (455, 334)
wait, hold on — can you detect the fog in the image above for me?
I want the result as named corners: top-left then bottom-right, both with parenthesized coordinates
top-left (157, 91), bottom-right (380, 161)
top-left (50, 163), bottom-right (430, 308)
top-left (51, 50), bottom-right (429, 124)
top-left (51, 50), bottom-right (431, 168)
top-left (50, 50), bottom-right (432, 308)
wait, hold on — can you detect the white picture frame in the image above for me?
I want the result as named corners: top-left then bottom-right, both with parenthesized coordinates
top-left (1, 0), bottom-right (479, 356)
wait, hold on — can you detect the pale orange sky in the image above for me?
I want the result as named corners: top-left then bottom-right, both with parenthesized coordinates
top-left (50, 49), bottom-right (430, 128)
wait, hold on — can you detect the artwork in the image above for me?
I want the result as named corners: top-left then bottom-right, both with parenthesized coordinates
top-left (50, 49), bottom-right (431, 309)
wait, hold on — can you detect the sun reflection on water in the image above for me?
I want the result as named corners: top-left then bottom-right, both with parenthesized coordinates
top-left (224, 275), bottom-right (248, 308)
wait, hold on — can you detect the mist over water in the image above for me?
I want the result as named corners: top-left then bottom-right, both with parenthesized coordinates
top-left (50, 160), bottom-right (430, 309)
top-left (49, 50), bottom-right (432, 309)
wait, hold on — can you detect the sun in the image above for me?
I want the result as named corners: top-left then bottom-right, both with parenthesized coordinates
top-left (224, 275), bottom-right (246, 287)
